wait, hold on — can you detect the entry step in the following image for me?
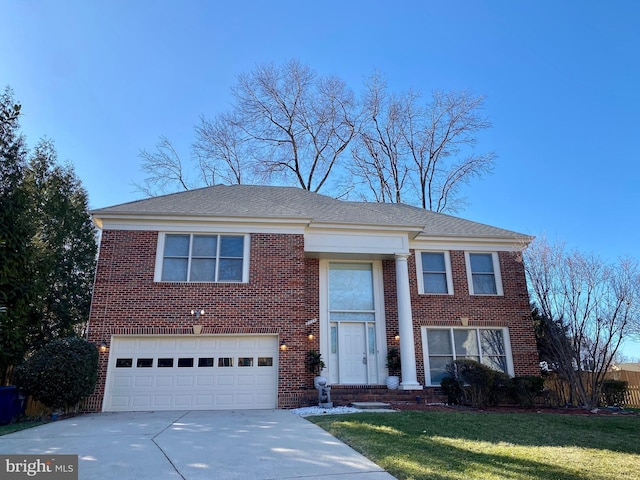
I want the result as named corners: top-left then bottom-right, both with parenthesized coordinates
top-left (350, 402), bottom-right (392, 410)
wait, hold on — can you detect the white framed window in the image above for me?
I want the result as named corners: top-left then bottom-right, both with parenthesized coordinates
top-left (415, 251), bottom-right (454, 295)
top-left (421, 327), bottom-right (513, 386)
top-left (465, 252), bottom-right (503, 295)
top-left (154, 233), bottom-right (250, 283)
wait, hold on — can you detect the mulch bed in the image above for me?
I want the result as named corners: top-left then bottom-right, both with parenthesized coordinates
top-left (389, 401), bottom-right (638, 415)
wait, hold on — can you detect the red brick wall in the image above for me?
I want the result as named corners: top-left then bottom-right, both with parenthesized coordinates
top-left (86, 230), bottom-right (315, 411)
top-left (86, 229), bottom-right (539, 411)
top-left (382, 250), bottom-right (539, 388)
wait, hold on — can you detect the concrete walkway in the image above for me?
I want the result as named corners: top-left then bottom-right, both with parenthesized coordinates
top-left (0, 410), bottom-right (396, 479)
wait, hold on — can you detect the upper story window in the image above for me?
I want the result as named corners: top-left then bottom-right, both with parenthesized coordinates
top-left (415, 251), bottom-right (453, 295)
top-left (155, 233), bottom-right (249, 283)
top-left (465, 252), bottom-right (503, 295)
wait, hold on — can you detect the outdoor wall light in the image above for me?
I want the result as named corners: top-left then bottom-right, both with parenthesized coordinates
top-left (307, 333), bottom-right (315, 341)
top-left (394, 333), bottom-right (400, 341)
top-left (190, 309), bottom-right (205, 318)
top-left (280, 340), bottom-right (288, 351)
top-left (99, 340), bottom-right (108, 353)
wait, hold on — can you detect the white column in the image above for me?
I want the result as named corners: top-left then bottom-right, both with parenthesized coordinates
top-left (395, 254), bottom-right (422, 390)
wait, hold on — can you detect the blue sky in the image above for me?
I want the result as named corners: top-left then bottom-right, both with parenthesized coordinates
top-left (3, 0), bottom-right (639, 359)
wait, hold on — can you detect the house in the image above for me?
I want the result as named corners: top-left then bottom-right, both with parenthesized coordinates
top-left (84, 185), bottom-right (539, 412)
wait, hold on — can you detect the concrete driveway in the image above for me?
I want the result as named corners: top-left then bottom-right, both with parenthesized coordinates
top-left (0, 410), bottom-right (396, 479)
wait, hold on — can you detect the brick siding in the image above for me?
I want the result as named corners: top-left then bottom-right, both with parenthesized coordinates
top-left (86, 230), bottom-right (538, 411)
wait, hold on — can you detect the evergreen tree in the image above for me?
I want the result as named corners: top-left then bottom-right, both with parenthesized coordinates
top-left (0, 88), bottom-right (97, 384)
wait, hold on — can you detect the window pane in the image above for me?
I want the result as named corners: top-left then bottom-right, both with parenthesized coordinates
top-left (483, 355), bottom-right (508, 373)
top-left (329, 312), bottom-right (375, 322)
top-left (218, 357), bottom-right (233, 367)
top-left (427, 330), bottom-right (452, 355)
top-left (258, 357), bottom-right (273, 366)
top-left (162, 258), bottom-right (188, 281)
top-left (192, 235), bottom-right (217, 256)
top-left (178, 358), bottom-right (194, 367)
top-left (329, 263), bottom-right (374, 311)
top-left (470, 253), bottom-right (494, 273)
top-left (198, 358), bottom-right (214, 367)
top-left (238, 357), bottom-right (253, 367)
top-left (190, 258), bottom-right (216, 281)
top-left (429, 356), bottom-right (453, 385)
top-left (116, 358), bottom-right (132, 368)
top-left (218, 259), bottom-right (243, 281)
top-left (157, 358), bottom-right (173, 368)
top-left (330, 325), bottom-right (337, 354)
top-left (220, 236), bottom-right (244, 257)
top-left (422, 252), bottom-right (445, 272)
top-left (454, 330), bottom-right (479, 356)
top-left (164, 235), bottom-right (190, 257)
top-left (480, 330), bottom-right (506, 356)
top-left (136, 358), bottom-right (153, 368)
top-left (368, 325), bottom-right (376, 354)
top-left (424, 273), bottom-right (448, 293)
top-left (473, 273), bottom-right (497, 294)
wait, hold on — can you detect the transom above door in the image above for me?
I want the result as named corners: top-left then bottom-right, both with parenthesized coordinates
top-left (321, 261), bottom-right (387, 385)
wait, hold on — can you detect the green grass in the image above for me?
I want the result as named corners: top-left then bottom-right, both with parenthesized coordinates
top-left (309, 410), bottom-right (640, 480)
top-left (0, 419), bottom-right (48, 436)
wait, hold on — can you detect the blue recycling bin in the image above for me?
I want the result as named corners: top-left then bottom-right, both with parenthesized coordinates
top-left (0, 386), bottom-right (19, 425)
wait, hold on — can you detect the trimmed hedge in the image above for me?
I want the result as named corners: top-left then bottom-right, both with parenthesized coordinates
top-left (442, 360), bottom-right (544, 408)
top-left (600, 379), bottom-right (628, 407)
top-left (14, 337), bottom-right (98, 411)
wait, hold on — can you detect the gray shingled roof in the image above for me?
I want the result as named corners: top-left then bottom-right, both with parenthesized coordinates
top-left (91, 185), bottom-right (528, 239)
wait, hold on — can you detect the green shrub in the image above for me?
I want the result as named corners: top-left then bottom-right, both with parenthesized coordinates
top-left (600, 379), bottom-right (628, 407)
top-left (510, 375), bottom-right (544, 408)
top-left (445, 359), bottom-right (508, 408)
top-left (440, 376), bottom-right (464, 405)
top-left (14, 337), bottom-right (98, 411)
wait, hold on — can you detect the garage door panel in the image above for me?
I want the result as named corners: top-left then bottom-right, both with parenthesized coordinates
top-left (237, 375), bottom-right (255, 386)
top-left (178, 338), bottom-right (198, 350)
top-left (158, 338), bottom-right (178, 350)
top-left (196, 376), bottom-right (214, 386)
top-left (176, 376), bottom-right (194, 387)
top-left (175, 395), bottom-right (193, 406)
top-left (134, 376), bottom-right (153, 387)
top-left (155, 376), bottom-right (173, 387)
top-left (104, 335), bottom-right (278, 412)
top-left (113, 376), bottom-right (132, 387)
top-left (217, 375), bottom-right (235, 386)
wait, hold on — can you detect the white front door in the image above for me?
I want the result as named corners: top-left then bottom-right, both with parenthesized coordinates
top-left (339, 323), bottom-right (368, 384)
top-left (323, 261), bottom-right (387, 385)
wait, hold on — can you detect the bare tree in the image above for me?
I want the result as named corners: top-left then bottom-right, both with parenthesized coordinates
top-left (211, 60), bottom-right (358, 192)
top-left (193, 113), bottom-right (250, 185)
top-left (524, 237), bottom-right (640, 409)
top-left (350, 74), bottom-right (409, 203)
top-left (352, 74), bottom-right (495, 213)
top-left (135, 135), bottom-right (193, 196)
top-left (135, 62), bottom-right (495, 209)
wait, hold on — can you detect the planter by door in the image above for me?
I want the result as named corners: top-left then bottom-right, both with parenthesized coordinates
top-left (386, 376), bottom-right (400, 390)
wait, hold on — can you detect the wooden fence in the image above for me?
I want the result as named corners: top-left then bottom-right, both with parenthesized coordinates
top-left (609, 370), bottom-right (640, 408)
top-left (543, 370), bottom-right (640, 408)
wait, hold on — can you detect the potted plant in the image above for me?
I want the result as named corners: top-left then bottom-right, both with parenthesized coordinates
top-left (386, 346), bottom-right (401, 390)
top-left (307, 349), bottom-right (326, 389)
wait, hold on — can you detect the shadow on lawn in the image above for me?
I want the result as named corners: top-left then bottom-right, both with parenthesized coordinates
top-left (310, 411), bottom-right (640, 480)
top-left (376, 410), bottom-right (640, 454)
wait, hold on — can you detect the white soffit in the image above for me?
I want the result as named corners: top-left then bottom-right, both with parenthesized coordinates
top-left (411, 235), bottom-right (532, 252)
top-left (92, 214), bottom-right (308, 235)
top-left (305, 229), bottom-right (409, 255)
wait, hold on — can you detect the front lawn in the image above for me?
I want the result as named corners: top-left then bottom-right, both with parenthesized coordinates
top-left (309, 410), bottom-right (640, 480)
top-left (0, 419), bottom-right (47, 436)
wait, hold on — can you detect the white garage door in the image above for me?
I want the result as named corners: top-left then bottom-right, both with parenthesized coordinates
top-left (103, 335), bottom-right (278, 412)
